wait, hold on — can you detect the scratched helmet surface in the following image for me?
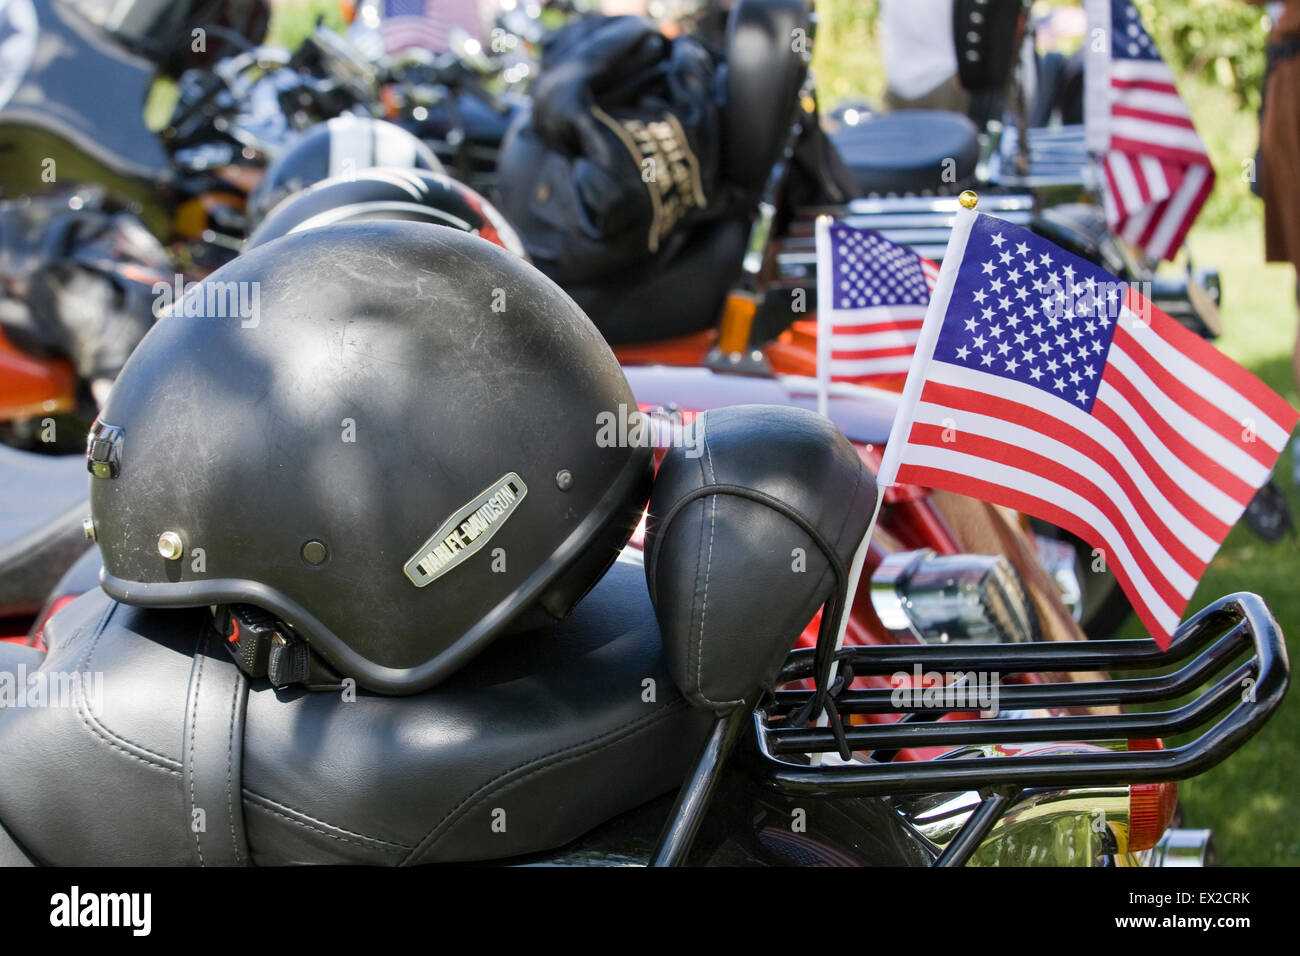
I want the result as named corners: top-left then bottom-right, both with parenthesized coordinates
top-left (89, 221), bottom-right (651, 694)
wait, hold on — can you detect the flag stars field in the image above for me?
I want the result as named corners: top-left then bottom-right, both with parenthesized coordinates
top-left (935, 220), bottom-right (1118, 411)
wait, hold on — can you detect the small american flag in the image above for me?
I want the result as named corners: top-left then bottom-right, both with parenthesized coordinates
top-left (878, 208), bottom-right (1297, 648)
top-left (1084, 0), bottom-right (1214, 263)
top-left (815, 220), bottom-right (939, 406)
top-left (381, 0), bottom-right (482, 54)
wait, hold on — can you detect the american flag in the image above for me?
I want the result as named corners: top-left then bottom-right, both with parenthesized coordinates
top-left (1084, 0), bottom-right (1214, 263)
top-left (877, 209), bottom-right (1297, 648)
top-left (815, 220), bottom-right (939, 403)
top-left (380, 0), bottom-right (482, 54)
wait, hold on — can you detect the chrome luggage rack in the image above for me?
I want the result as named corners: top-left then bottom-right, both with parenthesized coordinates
top-left (775, 193), bottom-right (1036, 278)
top-left (747, 592), bottom-right (1288, 865)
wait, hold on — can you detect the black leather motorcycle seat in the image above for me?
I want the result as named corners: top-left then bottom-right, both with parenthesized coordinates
top-left (0, 447), bottom-right (90, 617)
top-left (0, 639), bottom-right (44, 675)
top-left (830, 110), bottom-right (980, 196)
top-left (0, 560), bottom-right (714, 865)
top-left (0, 816), bottom-right (37, 865)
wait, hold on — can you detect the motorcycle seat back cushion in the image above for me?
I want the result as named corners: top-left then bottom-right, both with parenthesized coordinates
top-left (720, 0), bottom-right (812, 196)
top-left (0, 563), bottom-right (713, 865)
top-left (829, 111), bottom-right (980, 197)
top-left (0, 447), bottom-right (92, 618)
top-left (644, 405), bottom-right (879, 711)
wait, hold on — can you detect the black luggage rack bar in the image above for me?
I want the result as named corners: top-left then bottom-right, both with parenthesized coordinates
top-left (747, 593), bottom-right (1287, 863)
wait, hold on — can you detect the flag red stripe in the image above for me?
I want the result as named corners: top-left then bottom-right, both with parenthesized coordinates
top-left (909, 409), bottom-right (1202, 591)
top-left (834, 372), bottom-right (908, 385)
top-left (1135, 197), bottom-right (1166, 249)
top-left (1086, 398), bottom-right (1241, 529)
top-left (831, 319), bottom-right (925, 336)
top-left (1104, 157), bottom-right (1135, 218)
top-left (833, 344), bottom-right (917, 361)
top-left (1109, 136), bottom-right (1212, 172)
top-left (1133, 160), bottom-right (1153, 204)
top-left (894, 463), bottom-right (1177, 645)
top-left (1134, 291), bottom-right (1300, 434)
top-left (1111, 104), bottom-right (1195, 129)
top-left (919, 379), bottom-right (1226, 551)
top-left (906, 421), bottom-right (1192, 610)
top-left (1098, 365), bottom-right (1256, 505)
top-left (1111, 323), bottom-right (1278, 469)
top-left (898, 461), bottom-right (1172, 635)
top-left (1111, 77), bottom-right (1180, 94)
top-left (1140, 166), bottom-right (1215, 261)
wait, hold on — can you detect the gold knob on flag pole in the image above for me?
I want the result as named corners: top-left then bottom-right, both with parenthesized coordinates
top-left (958, 190), bottom-right (979, 210)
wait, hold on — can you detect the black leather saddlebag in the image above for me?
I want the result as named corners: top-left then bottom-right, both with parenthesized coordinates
top-left (496, 16), bottom-right (723, 287)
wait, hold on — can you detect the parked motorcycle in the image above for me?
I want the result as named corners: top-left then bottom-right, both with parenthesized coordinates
top-left (0, 187), bottom-right (174, 449)
top-left (0, 218), bottom-right (1285, 866)
top-left (0, 1), bottom-right (403, 261)
top-left (0, 2), bottom-right (1286, 868)
top-left (0, 1), bottom-right (459, 449)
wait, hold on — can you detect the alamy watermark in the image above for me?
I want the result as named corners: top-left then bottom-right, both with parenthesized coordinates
top-left (0, 666), bottom-right (103, 710)
top-left (596, 404), bottom-right (703, 458)
top-left (152, 273), bottom-right (261, 328)
top-left (50, 886), bottom-right (151, 936)
top-left (890, 666), bottom-right (1000, 717)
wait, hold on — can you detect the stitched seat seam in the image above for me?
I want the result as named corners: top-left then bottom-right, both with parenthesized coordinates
top-left (403, 699), bottom-right (691, 865)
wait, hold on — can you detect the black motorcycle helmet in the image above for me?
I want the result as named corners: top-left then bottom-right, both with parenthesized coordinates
top-left (248, 116), bottom-right (443, 226)
top-left (245, 167), bottom-right (526, 258)
top-left (87, 221), bottom-right (652, 694)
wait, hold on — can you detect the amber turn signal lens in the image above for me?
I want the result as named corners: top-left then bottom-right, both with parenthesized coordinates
top-left (1127, 738), bottom-right (1179, 852)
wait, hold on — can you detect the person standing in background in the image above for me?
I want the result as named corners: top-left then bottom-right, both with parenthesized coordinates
top-left (1248, 1), bottom-right (1300, 479)
top-left (880, 0), bottom-right (969, 113)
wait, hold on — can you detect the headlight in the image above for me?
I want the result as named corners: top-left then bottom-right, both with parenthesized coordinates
top-left (869, 549), bottom-right (1039, 644)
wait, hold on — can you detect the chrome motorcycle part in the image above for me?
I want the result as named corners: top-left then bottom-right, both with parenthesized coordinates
top-left (1032, 532), bottom-right (1083, 618)
top-left (751, 592), bottom-right (1287, 865)
top-left (870, 548), bottom-right (1038, 644)
top-left (900, 776), bottom-right (1181, 865)
top-left (1149, 828), bottom-right (1216, 867)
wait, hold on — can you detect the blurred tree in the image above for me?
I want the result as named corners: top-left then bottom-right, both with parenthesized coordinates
top-left (1133, 0), bottom-right (1270, 112)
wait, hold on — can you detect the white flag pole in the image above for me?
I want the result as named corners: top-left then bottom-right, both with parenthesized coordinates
top-left (814, 214), bottom-right (833, 419)
top-left (810, 198), bottom-right (979, 763)
top-left (875, 192), bottom-right (982, 490)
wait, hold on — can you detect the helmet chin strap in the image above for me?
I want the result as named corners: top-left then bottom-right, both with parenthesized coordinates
top-left (212, 604), bottom-right (344, 692)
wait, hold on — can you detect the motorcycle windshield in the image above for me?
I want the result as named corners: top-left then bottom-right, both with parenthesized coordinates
top-left (0, 0), bottom-right (171, 181)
